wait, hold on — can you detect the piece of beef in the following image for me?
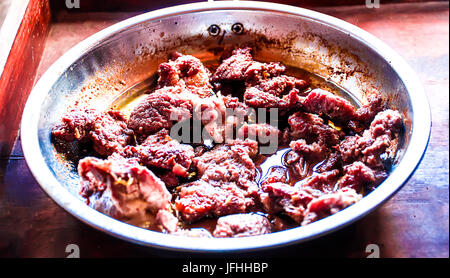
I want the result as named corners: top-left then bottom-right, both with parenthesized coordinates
top-left (121, 129), bottom-right (194, 177)
top-left (260, 182), bottom-right (316, 223)
top-left (302, 89), bottom-right (357, 123)
top-left (285, 139), bottom-right (329, 179)
top-left (211, 47), bottom-right (285, 85)
top-left (338, 109), bottom-right (402, 168)
top-left (175, 180), bottom-right (254, 223)
top-left (89, 110), bottom-right (134, 156)
top-left (355, 92), bottom-right (385, 124)
top-left (175, 139), bottom-right (259, 223)
top-left (336, 161), bottom-right (376, 191)
top-left (301, 188), bottom-right (362, 226)
top-left (211, 48), bottom-right (254, 84)
top-left (286, 112), bottom-right (341, 147)
top-left (296, 170), bottom-right (340, 192)
top-left (52, 108), bottom-right (97, 142)
top-left (243, 75), bottom-right (307, 110)
top-left (369, 109), bottom-right (403, 138)
top-left (78, 154), bottom-right (171, 219)
top-left (52, 109), bottom-right (133, 156)
top-left (194, 139), bottom-right (259, 192)
top-left (157, 52), bottom-right (213, 98)
top-left (243, 86), bottom-right (302, 110)
top-left (288, 139), bottom-right (328, 162)
top-left (314, 152), bottom-right (343, 173)
top-left (212, 213), bottom-right (272, 238)
top-left (261, 166), bottom-right (289, 185)
top-left (253, 75), bottom-right (308, 97)
top-left (127, 87), bottom-right (194, 139)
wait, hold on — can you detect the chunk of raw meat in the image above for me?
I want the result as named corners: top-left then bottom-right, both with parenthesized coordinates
top-left (338, 109), bottom-right (402, 168)
top-left (260, 182), bottom-right (316, 223)
top-left (78, 154), bottom-right (171, 219)
top-left (355, 92), bottom-right (385, 124)
top-left (120, 129), bottom-right (194, 177)
top-left (286, 112), bottom-right (341, 147)
top-left (52, 108), bottom-right (98, 142)
top-left (52, 109), bottom-right (134, 156)
top-left (127, 87), bottom-right (194, 139)
top-left (261, 166), bottom-right (289, 185)
top-left (157, 52), bottom-right (213, 98)
top-left (194, 139), bottom-right (259, 192)
top-left (156, 209), bottom-right (213, 237)
top-left (369, 109), bottom-right (403, 138)
top-left (212, 213), bottom-right (272, 238)
top-left (302, 89), bottom-right (357, 123)
top-left (175, 139), bottom-right (259, 223)
top-left (175, 180), bottom-right (254, 223)
top-left (301, 188), bottom-right (362, 226)
top-left (211, 47), bottom-right (285, 85)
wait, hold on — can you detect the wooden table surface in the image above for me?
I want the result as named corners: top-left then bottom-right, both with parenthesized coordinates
top-left (0, 2), bottom-right (448, 258)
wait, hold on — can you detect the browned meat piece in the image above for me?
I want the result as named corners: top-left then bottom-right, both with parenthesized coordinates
top-left (211, 48), bottom-right (254, 83)
top-left (253, 75), bottom-right (308, 97)
top-left (260, 182), bottom-right (316, 223)
top-left (338, 109), bottom-right (402, 168)
top-left (194, 139), bottom-right (259, 192)
top-left (175, 139), bottom-right (259, 223)
top-left (175, 180), bottom-right (254, 223)
top-left (285, 139), bottom-right (329, 179)
top-left (52, 108), bottom-right (97, 142)
top-left (221, 94), bottom-right (249, 119)
top-left (211, 47), bottom-right (285, 85)
top-left (244, 61), bottom-right (286, 84)
top-left (157, 52), bottom-right (213, 98)
top-left (78, 154), bottom-right (171, 219)
top-left (121, 129), bottom-right (194, 177)
top-left (338, 134), bottom-right (390, 168)
top-left (355, 92), bottom-right (385, 124)
top-left (89, 110), bottom-right (134, 156)
top-left (314, 152), bottom-right (343, 173)
top-left (286, 112), bottom-right (341, 147)
top-left (212, 214), bottom-right (272, 238)
top-left (302, 89), bottom-right (357, 123)
top-left (127, 87), bottom-right (194, 139)
top-left (336, 161), bottom-right (377, 191)
top-left (52, 109), bottom-right (133, 156)
top-left (261, 166), bottom-right (289, 185)
top-left (297, 170), bottom-right (340, 192)
top-left (369, 109), bottom-right (403, 138)
top-left (243, 75), bottom-right (307, 110)
top-left (301, 188), bottom-right (362, 226)
top-left (289, 139), bottom-right (328, 162)
top-left (243, 86), bottom-right (302, 109)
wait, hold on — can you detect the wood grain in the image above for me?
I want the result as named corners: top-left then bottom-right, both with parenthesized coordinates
top-left (0, 1), bottom-right (448, 258)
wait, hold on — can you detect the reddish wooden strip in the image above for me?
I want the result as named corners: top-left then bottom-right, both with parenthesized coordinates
top-left (0, 0), bottom-right (51, 157)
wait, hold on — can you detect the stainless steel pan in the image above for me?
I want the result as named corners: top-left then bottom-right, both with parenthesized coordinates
top-left (20, 1), bottom-right (431, 252)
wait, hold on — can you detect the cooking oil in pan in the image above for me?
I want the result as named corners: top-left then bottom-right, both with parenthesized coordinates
top-left (109, 64), bottom-right (362, 117)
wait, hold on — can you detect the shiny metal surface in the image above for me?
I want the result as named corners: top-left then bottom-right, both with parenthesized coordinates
top-left (20, 1), bottom-right (431, 252)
